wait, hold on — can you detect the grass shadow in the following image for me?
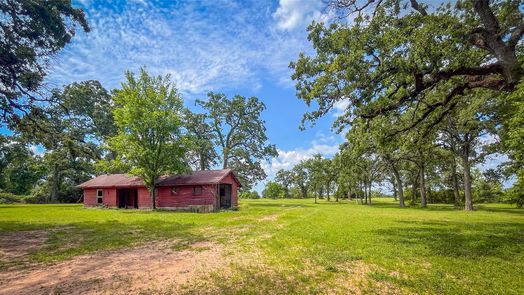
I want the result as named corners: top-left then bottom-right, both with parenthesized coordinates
top-left (247, 203), bottom-right (313, 208)
top-left (375, 220), bottom-right (524, 259)
top-left (474, 205), bottom-right (524, 215)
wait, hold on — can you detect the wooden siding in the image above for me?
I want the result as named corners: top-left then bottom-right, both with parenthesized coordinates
top-left (220, 173), bottom-right (239, 208)
top-left (84, 187), bottom-right (152, 208)
top-left (83, 170), bottom-right (240, 211)
top-left (156, 184), bottom-right (216, 208)
top-left (83, 188), bottom-right (98, 206)
top-left (137, 187), bottom-right (152, 208)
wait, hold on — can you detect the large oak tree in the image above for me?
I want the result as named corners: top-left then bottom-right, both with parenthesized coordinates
top-left (1, 0), bottom-right (89, 123)
top-left (291, 0), bottom-right (523, 133)
top-left (196, 92), bottom-right (277, 189)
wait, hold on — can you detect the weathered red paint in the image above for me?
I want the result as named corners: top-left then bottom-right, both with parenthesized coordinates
top-left (79, 169), bottom-right (240, 211)
top-left (83, 187), bottom-right (152, 209)
top-left (156, 184), bottom-right (217, 208)
top-left (219, 172), bottom-right (239, 208)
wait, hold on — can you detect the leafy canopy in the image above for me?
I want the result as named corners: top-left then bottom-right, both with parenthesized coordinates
top-left (291, 0), bottom-right (523, 133)
top-left (196, 92), bottom-right (277, 189)
top-left (0, 0), bottom-right (89, 122)
top-left (102, 68), bottom-right (189, 200)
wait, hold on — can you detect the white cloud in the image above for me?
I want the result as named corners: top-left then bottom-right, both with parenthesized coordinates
top-left (253, 135), bottom-right (340, 194)
top-left (261, 131), bottom-right (341, 180)
top-left (46, 1), bottom-right (328, 96)
top-left (332, 99), bottom-right (350, 117)
top-left (273, 0), bottom-right (325, 30)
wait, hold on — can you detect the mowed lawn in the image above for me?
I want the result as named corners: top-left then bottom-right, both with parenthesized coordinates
top-left (0, 199), bottom-right (523, 294)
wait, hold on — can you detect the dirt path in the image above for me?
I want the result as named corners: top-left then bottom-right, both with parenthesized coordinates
top-left (0, 240), bottom-right (224, 295)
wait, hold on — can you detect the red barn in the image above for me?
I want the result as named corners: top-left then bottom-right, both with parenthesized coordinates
top-left (76, 169), bottom-right (241, 212)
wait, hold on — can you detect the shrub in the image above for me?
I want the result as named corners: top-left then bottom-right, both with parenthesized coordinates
top-left (262, 182), bottom-right (285, 199)
top-left (504, 174), bottom-right (524, 208)
top-left (239, 191), bottom-right (260, 199)
top-left (0, 192), bottom-right (25, 204)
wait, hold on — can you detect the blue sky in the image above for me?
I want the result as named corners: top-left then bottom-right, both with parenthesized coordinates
top-left (7, 0), bottom-right (510, 191)
top-left (42, 0), bottom-right (345, 190)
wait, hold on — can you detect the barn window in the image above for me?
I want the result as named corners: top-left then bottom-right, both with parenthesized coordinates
top-left (171, 187), bottom-right (178, 195)
top-left (97, 189), bottom-right (103, 204)
top-left (193, 186), bottom-right (202, 195)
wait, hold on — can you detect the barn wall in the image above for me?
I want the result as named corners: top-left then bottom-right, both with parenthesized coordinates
top-left (157, 184), bottom-right (216, 210)
top-left (220, 173), bottom-right (239, 208)
top-left (83, 188), bottom-right (97, 206)
top-left (138, 187), bottom-right (152, 208)
top-left (105, 188), bottom-right (117, 207)
top-left (84, 187), bottom-right (151, 208)
top-left (83, 188), bottom-right (116, 207)
top-left (82, 171), bottom-right (240, 211)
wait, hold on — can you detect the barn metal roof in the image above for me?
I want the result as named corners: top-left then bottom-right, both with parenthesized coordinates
top-left (76, 169), bottom-right (241, 188)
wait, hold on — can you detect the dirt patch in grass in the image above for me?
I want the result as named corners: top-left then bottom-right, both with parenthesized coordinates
top-left (322, 261), bottom-right (413, 295)
top-left (0, 230), bottom-right (47, 269)
top-left (0, 240), bottom-right (225, 295)
top-left (258, 214), bottom-right (279, 221)
top-left (179, 247), bottom-right (413, 295)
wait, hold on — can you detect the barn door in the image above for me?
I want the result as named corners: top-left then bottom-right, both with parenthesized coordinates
top-left (117, 189), bottom-right (127, 208)
top-left (220, 184), bottom-right (232, 208)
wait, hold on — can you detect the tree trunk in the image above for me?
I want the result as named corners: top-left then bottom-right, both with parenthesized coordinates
top-left (419, 163), bottom-right (427, 207)
top-left (363, 183), bottom-right (368, 205)
top-left (392, 167), bottom-right (405, 208)
top-left (451, 155), bottom-right (461, 207)
top-left (411, 180), bottom-right (417, 206)
top-left (461, 152), bottom-right (474, 211)
top-left (387, 156), bottom-right (405, 208)
top-left (199, 154), bottom-right (206, 171)
top-left (49, 164), bottom-right (60, 203)
top-left (392, 180), bottom-right (398, 201)
top-left (151, 177), bottom-right (157, 210)
top-left (222, 148), bottom-right (229, 169)
top-left (368, 182), bottom-right (372, 205)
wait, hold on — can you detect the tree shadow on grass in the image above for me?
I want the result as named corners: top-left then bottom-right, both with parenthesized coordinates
top-left (247, 203), bottom-right (313, 208)
top-left (375, 220), bottom-right (524, 259)
top-left (368, 202), bottom-right (523, 214)
top-left (473, 205), bottom-right (524, 215)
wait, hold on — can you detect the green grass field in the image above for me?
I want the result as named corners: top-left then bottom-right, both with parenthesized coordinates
top-left (0, 198), bottom-right (523, 294)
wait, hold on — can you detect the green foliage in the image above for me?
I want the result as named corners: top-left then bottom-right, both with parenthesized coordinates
top-left (505, 173), bottom-right (524, 208)
top-left (9, 80), bottom-right (116, 203)
top-left (291, 1), bottom-right (522, 132)
top-left (101, 68), bottom-right (189, 208)
top-left (499, 78), bottom-right (524, 207)
top-left (0, 0), bottom-right (89, 123)
top-left (0, 135), bottom-right (44, 195)
top-left (239, 191), bottom-right (261, 199)
top-left (183, 110), bottom-right (218, 171)
top-left (196, 92), bottom-right (277, 189)
top-left (0, 191), bottom-right (25, 204)
top-left (262, 182), bottom-right (285, 199)
top-left (289, 0), bottom-right (523, 210)
top-left (275, 169), bottom-right (293, 198)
